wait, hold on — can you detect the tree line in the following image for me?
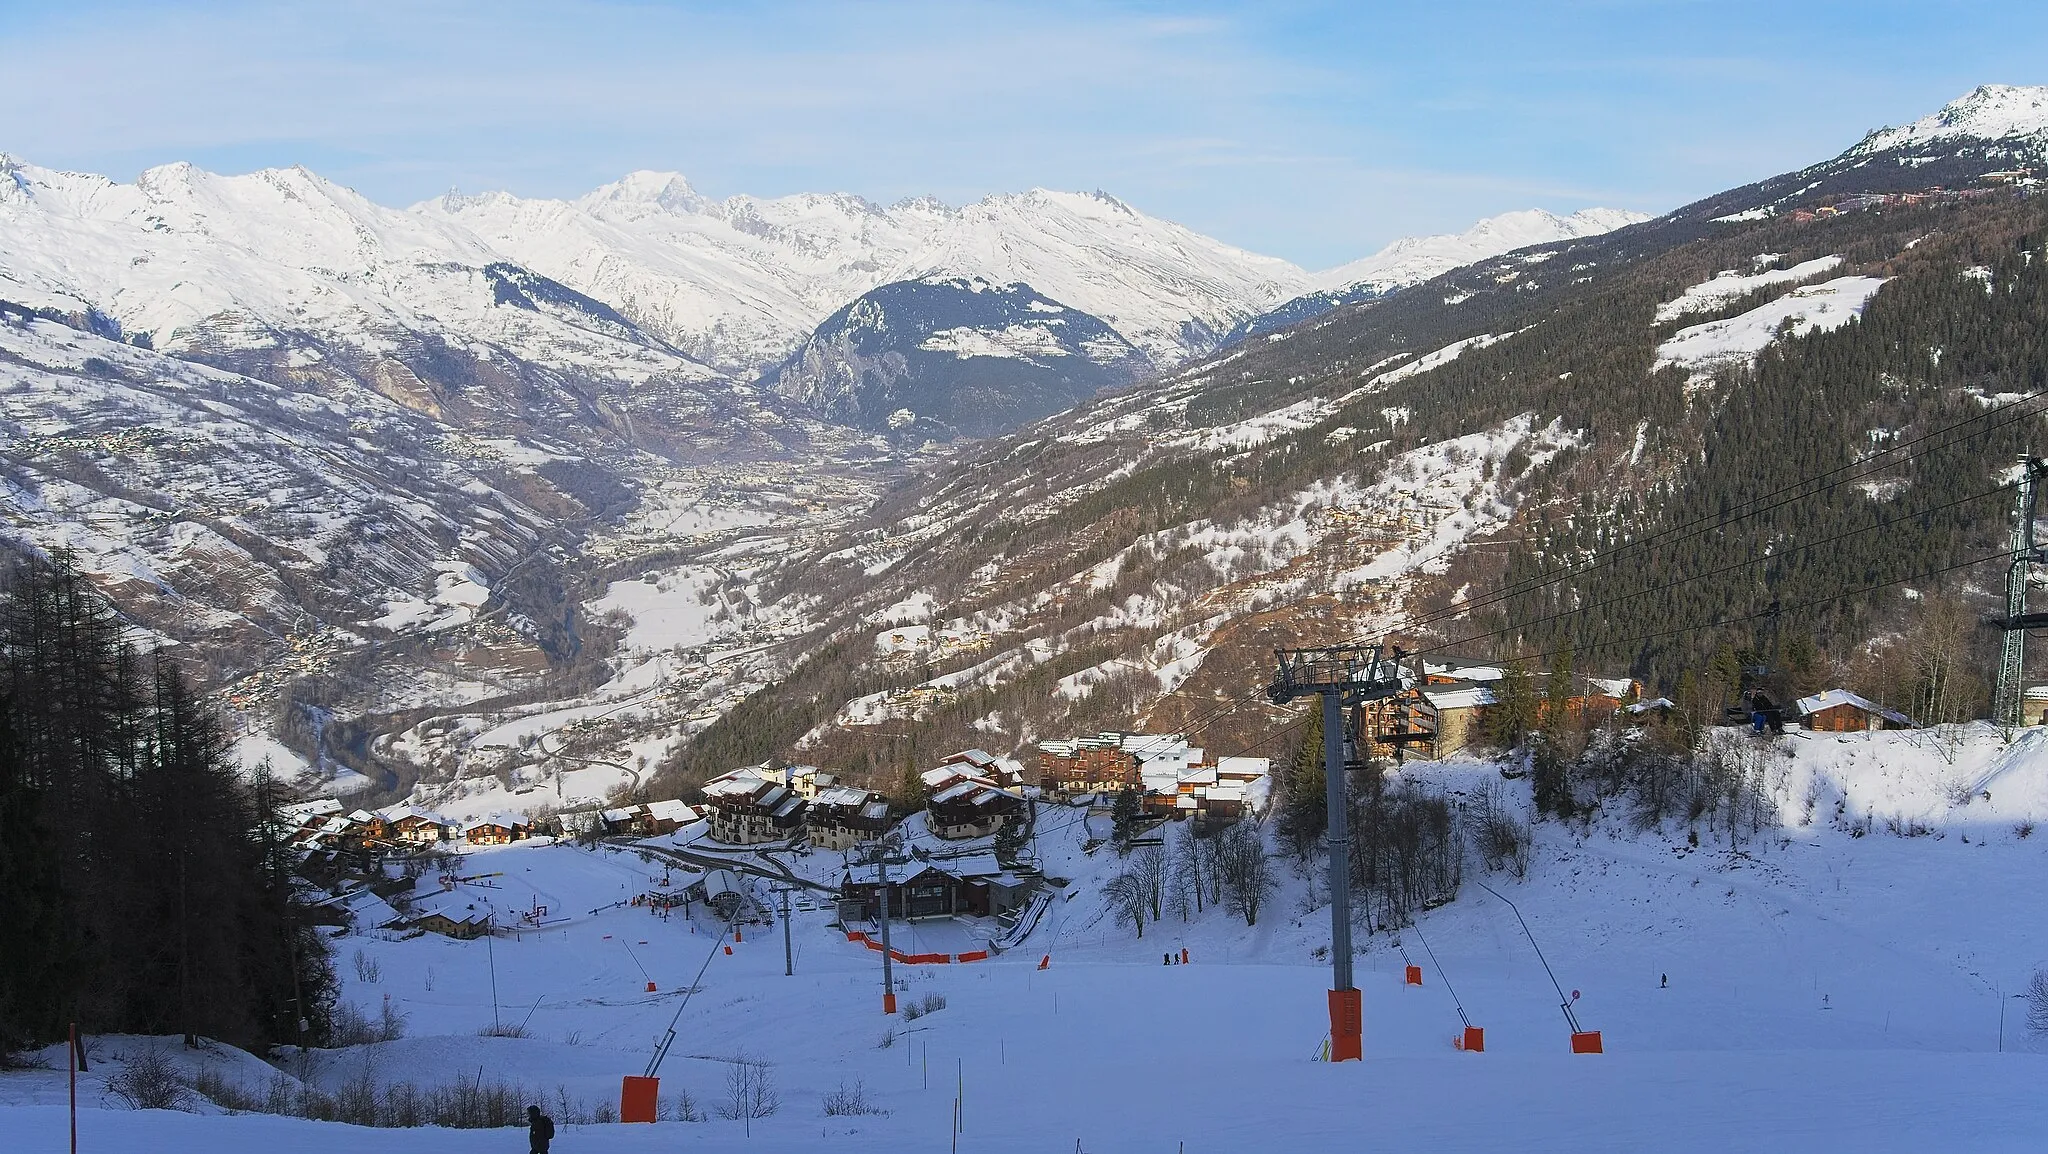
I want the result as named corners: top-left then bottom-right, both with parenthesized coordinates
top-left (0, 558), bottom-right (334, 1055)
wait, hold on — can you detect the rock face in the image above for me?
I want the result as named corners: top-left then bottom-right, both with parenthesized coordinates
top-left (760, 277), bottom-right (1153, 437)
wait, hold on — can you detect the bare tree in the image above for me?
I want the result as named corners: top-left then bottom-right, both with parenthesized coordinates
top-left (1471, 781), bottom-right (1531, 878)
top-left (1167, 820), bottom-right (1204, 919)
top-left (1103, 871), bottom-right (1148, 939)
top-left (719, 1055), bottom-right (778, 1135)
top-left (2027, 969), bottom-right (2048, 1035)
top-left (1131, 844), bottom-right (1168, 923)
top-left (1211, 822), bottom-right (1274, 927)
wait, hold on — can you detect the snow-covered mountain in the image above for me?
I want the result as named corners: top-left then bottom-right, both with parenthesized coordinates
top-left (761, 276), bottom-right (1152, 437)
top-left (0, 157), bottom-right (716, 388)
top-left (1851, 82), bottom-right (2048, 156)
top-left (1221, 207), bottom-right (1649, 346)
top-left (417, 178), bottom-right (1310, 374)
top-left (1310, 207), bottom-right (1651, 294)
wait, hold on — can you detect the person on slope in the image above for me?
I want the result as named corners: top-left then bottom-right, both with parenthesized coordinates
top-left (527, 1104), bottom-right (555, 1153)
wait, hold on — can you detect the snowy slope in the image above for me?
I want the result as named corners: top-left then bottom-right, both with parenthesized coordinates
top-left (13, 725), bottom-right (2048, 1151)
top-left (761, 276), bottom-right (1152, 436)
top-left (419, 178), bottom-right (1310, 373)
top-left (1311, 207), bottom-right (1650, 294)
top-left (1852, 83), bottom-right (2048, 156)
top-left (0, 156), bottom-right (714, 388)
top-left (1654, 275), bottom-right (1889, 374)
top-left (1220, 207), bottom-right (1648, 346)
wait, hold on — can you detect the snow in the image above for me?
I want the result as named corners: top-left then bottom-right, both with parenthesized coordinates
top-left (0, 156), bottom-right (714, 386)
top-left (1853, 84), bottom-right (2048, 154)
top-left (1654, 276), bottom-right (1889, 373)
top-left (15, 725), bottom-right (2048, 1150)
top-left (1368, 332), bottom-right (1510, 388)
top-left (918, 323), bottom-right (1073, 360)
top-left (588, 567), bottom-right (727, 654)
top-left (419, 177), bottom-right (1310, 371)
top-left (1310, 208), bottom-right (1649, 294)
top-left (1654, 255), bottom-right (1845, 322)
top-left (1712, 206), bottom-right (1774, 223)
top-left (232, 731), bottom-right (314, 780)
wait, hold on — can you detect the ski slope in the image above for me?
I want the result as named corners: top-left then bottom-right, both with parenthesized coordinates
top-left (7, 724), bottom-right (2048, 1151)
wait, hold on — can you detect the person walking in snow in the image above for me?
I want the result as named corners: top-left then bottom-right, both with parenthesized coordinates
top-left (527, 1104), bottom-right (555, 1153)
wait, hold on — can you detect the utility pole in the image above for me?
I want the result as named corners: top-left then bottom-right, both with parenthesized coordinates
top-left (1996, 457), bottom-right (2048, 727)
top-left (779, 887), bottom-right (793, 977)
top-left (1267, 644), bottom-right (1406, 1061)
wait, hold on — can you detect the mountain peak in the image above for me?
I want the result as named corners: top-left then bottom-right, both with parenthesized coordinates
top-left (1311, 206), bottom-right (1650, 293)
top-left (579, 170), bottom-right (707, 214)
top-left (1854, 84), bottom-right (2048, 154)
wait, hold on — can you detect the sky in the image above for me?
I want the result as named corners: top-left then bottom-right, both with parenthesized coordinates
top-left (3, 0), bottom-right (2045, 270)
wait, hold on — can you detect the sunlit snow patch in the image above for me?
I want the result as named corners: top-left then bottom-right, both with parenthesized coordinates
top-left (1654, 276), bottom-right (1888, 374)
top-left (1654, 255), bottom-right (1844, 321)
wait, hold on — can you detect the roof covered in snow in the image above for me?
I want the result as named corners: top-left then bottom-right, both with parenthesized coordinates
top-left (1795, 690), bottom-right (1917, 727)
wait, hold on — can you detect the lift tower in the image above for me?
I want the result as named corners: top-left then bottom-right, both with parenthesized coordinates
top-left (1268, 644), bottom-right (1407, 1061)
top-left (1996, 457), bottom-right (2048, 727)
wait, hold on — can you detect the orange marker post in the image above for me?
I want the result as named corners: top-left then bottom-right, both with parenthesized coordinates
top-left (1327, 988), bottom-right (1363, 1062)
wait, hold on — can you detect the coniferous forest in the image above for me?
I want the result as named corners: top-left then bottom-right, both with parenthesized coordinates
top-left (0, 559), bottom-right (334, 1054)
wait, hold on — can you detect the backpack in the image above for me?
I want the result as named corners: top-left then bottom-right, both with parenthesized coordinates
top-left (536, 1114), bottom-right (555, 1141)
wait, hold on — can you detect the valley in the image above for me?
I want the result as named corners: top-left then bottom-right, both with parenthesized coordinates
top-left (8, 74), bottom-right (2048, 1153)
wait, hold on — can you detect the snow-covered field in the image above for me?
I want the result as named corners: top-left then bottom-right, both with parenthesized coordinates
top-left (10, 724), bottom-right (2048, 1151)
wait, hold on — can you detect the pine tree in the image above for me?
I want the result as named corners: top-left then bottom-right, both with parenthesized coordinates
top-left (1487, 660), bottom-right (1538, 750)
top-left (1278, 723), bottom-right (1328, 855)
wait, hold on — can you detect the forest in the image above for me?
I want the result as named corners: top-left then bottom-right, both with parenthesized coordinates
top-left (0, 559), bottom-right (335, 1055)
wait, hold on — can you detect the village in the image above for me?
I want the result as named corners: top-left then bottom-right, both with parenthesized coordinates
top-left (275, 647), bottom-right (1937, 958)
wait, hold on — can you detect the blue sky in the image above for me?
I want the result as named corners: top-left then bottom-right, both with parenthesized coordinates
top-left (3, 0), bottom-right (2043, 269)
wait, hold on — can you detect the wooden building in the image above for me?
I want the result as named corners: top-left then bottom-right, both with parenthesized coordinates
top-left (839, 853), bottom-right (1027, 922)
top-left (463, 813), bottom-right (529, 846)
top-left (384, 807), bottom-right (453, 845)
top-left (1036, 734), bottom-right (1144, 793)
top-left (1795, 690), bottom-right (1918, 733)
top-left (922, 767), bottom-right (1025, 840)
top-left (411, 899), bottom-right (491, 940)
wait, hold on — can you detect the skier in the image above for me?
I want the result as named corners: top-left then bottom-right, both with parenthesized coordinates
top-left (527, 1104), bottom-right (555, 1153)
top-left (1660, 973), bottom-right (1667, 988)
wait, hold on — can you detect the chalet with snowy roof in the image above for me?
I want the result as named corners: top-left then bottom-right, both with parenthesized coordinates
top-left (940, 748), bottom-right (1027, 788)
top-left (382, 807), bottom-right (453, 844)
top-left (1136, 747), bottom-right (1272, 823)
top-left (410, 897), bottom-right (492, 940)
top-left (1795, 690), bottom-right (1918, 733)
top-left (1368, 660), bottom-right (1647, 760)
top-left (463, 813), bottom-right (530, 845)
top-left (840, 852), bottom-right (1027, 921)
top-left (922, 766), bottom-right (1025, 840)
top-left (774, 765), bottom-right (841, 799)
top-left (701, 768), bottom-right (807, 845)
top-left (602, 799), bottom-right (701, 837)
top-left (806, 786), bottom-right (893, 850)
